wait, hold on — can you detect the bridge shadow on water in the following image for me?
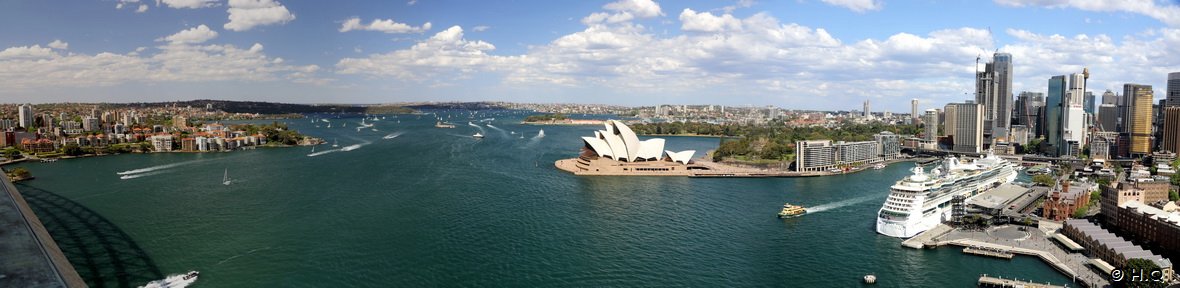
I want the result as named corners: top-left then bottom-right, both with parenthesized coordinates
top-left (15, 183), bottom-right (163, 288)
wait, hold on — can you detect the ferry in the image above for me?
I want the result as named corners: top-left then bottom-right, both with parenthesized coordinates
top-left (875, 151), bottom-right (1016, 238)
top-left (777, 203), bottom-right (807, 218)
top-left (435, 121), bottom-right (455, 128)
top-left (873, 163), bottom-right (886, 170)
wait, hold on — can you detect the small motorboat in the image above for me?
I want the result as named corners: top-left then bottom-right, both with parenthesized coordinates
top-left (473, 133), bottom-right (485, 139)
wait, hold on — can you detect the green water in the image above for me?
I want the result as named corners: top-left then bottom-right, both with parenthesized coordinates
top-left (12, 111), bottom-right (1071, 287)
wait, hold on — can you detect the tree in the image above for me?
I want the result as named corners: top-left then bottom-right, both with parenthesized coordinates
top-left (61, 144), bottom-right (83, 156)
top-left (1033, 174), bottom-right (1056, 187)
top-left (6, 167), bottom-right (31, 179)
top-left (1170, 189), bottom-right (1179, 202)
top-left (2, 148), bottom-right (20, 160)
top-left (1117, 258), bottom-right (1167, 288)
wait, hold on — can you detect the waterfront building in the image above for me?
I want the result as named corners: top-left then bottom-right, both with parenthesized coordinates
top-left (875, 131), bottom-right (901, 160)
top-left (18, 104), bottom-right (33, 129)
top-left (950, 102), bottom-right (983, 153)
top-left (923, 109), bottom-right (938, 143)
top-left (1061, 219), bottom-right (1173, 279)
top-left (82, 117), bottom-right (100, 132)
top-left (1169, 72), bottom-right (1180, 107)
top-left (150, 134), bottom-right (173, 152)
top-left (1124, 84), bottom-right (1155, 157)
top-left (1165, 107), bottom-right (1180, 154)
top-left (795, 139), bottom-right (882, 172)
top-left (173, 115), bottom-right (188, 129)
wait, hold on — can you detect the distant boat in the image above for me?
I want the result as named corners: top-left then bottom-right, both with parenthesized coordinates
top-left (873, 163), bottom-right (886, 170)
top-left (222, 169), bottom-right (231, 185)
top-left (141, 271), bottom-right (199, 288)
top-left (332, 139), bottom-right (339, 148)
top-left (778, 203), bottom-right (807, 218)
top-left (473, 133), bottom-right (485, 139)
top-left (435, 121), bottom-right (456, 128)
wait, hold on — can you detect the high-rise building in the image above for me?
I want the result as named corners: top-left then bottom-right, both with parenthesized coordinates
top-left (17, 104), bottom-right (33, 129)
top-left (1015, 91), bottom-right (1044, 134)
top-left (1164, 107), bottom-right (1180, 153)
top-left (863, 100), bottom-right (870, 118)
top-left (1168, 72), bottom-right (1180, 107)
top-left (1062, 73), bottom-right (1087, 157)
top-left (1124, 84), bottom-right (1154, 157)
top-left (82, 117), bottom-right (100, 132)
top-left (1099, 104), bottom-right (1119, 132)
top-left (1046, 76), bottom-right (1065, 156)
top-left (952, 102), bottom-right (984, 153)
top-left (923, 109), bottom-right (939, 142)
top-left (993, 53), bottom-right (1013, 134)
top-left (943, 103), bottom-right (958, 139)
top-left (911, 99), bottom-right (919, 122)
top-left (173, 115), bottom-right (188, 129)
top-left (1102, 89), bottom-right (1118, 105)
top-left (1084, 91), bottom-right (1095, 114)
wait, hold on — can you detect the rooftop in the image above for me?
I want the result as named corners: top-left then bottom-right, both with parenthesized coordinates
top-left (1065, 219), bottom-right (1173, 269)
top-left (967, 183), bottom-right (1029, 210)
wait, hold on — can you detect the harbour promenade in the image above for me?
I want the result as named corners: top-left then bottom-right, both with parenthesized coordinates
top-left (0, 172), bottom-right (86, 288)
top-left (905, 223), bottom-right (1110, 287)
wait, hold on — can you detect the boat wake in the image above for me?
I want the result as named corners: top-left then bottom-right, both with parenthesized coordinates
top-left (117, 160), bottom-right (204, 175)
top-left (807, 195), bottom-right (880, 214)
top-left (382, 131), bottom-right (404, 139)
top-left (468, 122), bottom-right (486, 134)
top-left (119, 171), bottom-right (167, 180)
top-left (341, 143), bottom-right (367, 151)
top-left (534, 129), bottom-right (545, 138)
top-left (307, 149), bottom-right (341, 157)
top-left (139, 271), bottom-right (198, 288)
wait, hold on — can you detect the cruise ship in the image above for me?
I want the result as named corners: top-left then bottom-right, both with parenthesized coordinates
top-left (875, 151), bottom-right (1017, 238)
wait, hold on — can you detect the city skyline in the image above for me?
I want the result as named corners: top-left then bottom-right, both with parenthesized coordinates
top-left (1, 0), bottom-right (1180, 111)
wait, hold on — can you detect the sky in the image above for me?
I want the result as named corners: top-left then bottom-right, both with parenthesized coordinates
top-left (1, 0), bottom-right (1179, 112)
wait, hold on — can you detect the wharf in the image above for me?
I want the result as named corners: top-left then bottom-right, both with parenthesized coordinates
top-left (963, 246), bottom-right (1015, 259)
top-left (901, 224), bottom-right (953, 249)
top-left (978, 275), bottom-right (1066, 288)
top-left (0, 171), bottom-right (86, 287)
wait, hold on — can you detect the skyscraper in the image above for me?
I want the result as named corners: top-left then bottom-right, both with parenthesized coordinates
top-left (1101, 89), bottom-right (1118, 105)
top-left (952, 102), bottom-right (984, 153)
top-left (924, 109), bottom-right (939, 142)
top-left (1015, 91), bottom-right (1044, 133)
top-left (1045, 76), bottom-right (1065, 156)
top-left (1164, 107), bottom-right (1180, 153)
top-left (1084, 91), bottom-right (1095, 114)
top-left (1062, 73), bottom-right (1087, 157)
top-left (943, 104), bottom-right (958, 139)
top-left (17, 104), bottom-right (33, 129)
top-left (1124, 84), bottom-right (1154, 157)
top-left (1168, 72), bottom-right (1180, 107)
top-left (911, 99), bottom-right (919, 122)
top-left (863, 100), bottom-right (870, 118)
top-left (974, 53), bottom-right (1013, 140)
top-left (1099, 104), bottom-right (1119, 132)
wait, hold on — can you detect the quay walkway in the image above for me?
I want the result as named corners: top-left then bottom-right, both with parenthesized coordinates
top-left (0, 171), bottom-right (86, 287)
top-left (978, 275), bottom-right (1067, 288)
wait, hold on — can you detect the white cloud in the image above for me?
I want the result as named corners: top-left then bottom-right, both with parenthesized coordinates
top-left (339, 17), bottom-right (431, 34)
top-left (995, 0), bottom-right (1180, 27)
top-left (407, 0), bottom-right (417, 5)
top-left (158, 0), bottom-right (219, 9)
top-left (159, 25), bottom-right (219, 44)
top-left (137, 4), bottom-right (149, 13)
top-left (336, 26), bottom-right (522, 81)
top-left (0, 35), bottom-right (322, 90)
top-left (604, 0), bottom-right (663, 18)
top-left (117, 0), bottom-right (140, 9)
top-left (821, 0), bottom-right (883, 13)
top-left (472, 25), bottom-right (490, 32)
top-left (999, 28), bottom-right (1180, 94)
top-left (679, 9), bottom-right (742, 32)
top-left (224, 0), bottom-right (296, 31)
top-left (47, 40), bottom-right (68, 50)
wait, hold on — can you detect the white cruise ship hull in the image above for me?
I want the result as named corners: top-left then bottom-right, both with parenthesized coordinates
top-left (874, 154), bottom-right (1016, 239)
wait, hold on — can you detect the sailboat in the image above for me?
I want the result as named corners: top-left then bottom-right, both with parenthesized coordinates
top-left (222, 169), bottom-right (231, 185)
top-left (332, 139), bottom-right (339, 148)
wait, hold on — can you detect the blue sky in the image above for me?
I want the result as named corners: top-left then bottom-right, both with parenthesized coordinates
top-left (1, 0), bottom-right (1179, 112)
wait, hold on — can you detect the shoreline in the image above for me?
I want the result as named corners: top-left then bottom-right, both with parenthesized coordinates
top-left (556, 157), bottom-right (922, 178)
top-left (1, 139), bottom-right (322, 167)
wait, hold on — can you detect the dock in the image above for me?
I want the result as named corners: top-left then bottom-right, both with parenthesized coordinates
top-left (963, 246), bottom-right (1015, 259)
top-left (978, 275), bottom-right (1066, 288)
top-left (901, 224), bottom-right (953, 249)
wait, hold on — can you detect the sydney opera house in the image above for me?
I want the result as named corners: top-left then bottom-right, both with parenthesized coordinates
top-left (555, 120), bottom-right (704, 176)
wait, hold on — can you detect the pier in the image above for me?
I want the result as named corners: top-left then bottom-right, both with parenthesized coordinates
top-left (908, 224), bottom-right (1111, 287)
top-left (964, 246), bottom-right (1015, 259)
top-left (0, 172), bottom-right (86, 287)
top-left (978, 275), bottom-right (1066, 288)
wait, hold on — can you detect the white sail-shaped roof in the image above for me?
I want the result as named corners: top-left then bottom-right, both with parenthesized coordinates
top-left (636, 139), bottom-right (665, 160)
top-left (582, 137), bottom-right (613, 159)
top-left (666, 150), bottom-right (695, 164)
top-left (601, 130), bottom-right (628, 161)
top-left (612, 120), bottom-right (641, 161)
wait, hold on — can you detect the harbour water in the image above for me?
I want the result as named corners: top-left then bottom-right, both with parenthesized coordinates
top-left (11, 111), bottom-right (1070, 287)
